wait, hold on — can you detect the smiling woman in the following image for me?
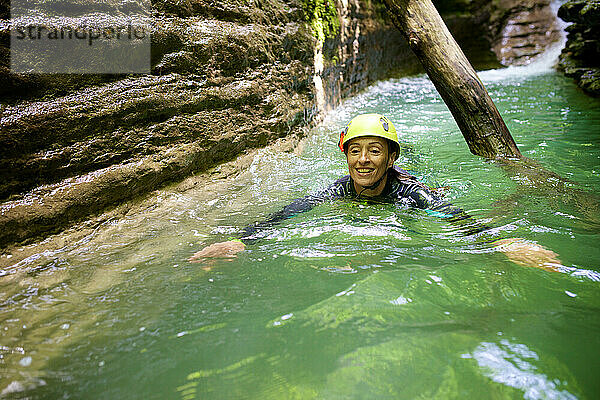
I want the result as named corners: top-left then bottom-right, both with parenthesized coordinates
top-left (189, 113), bottom-right (563, 272)
top-left (346, 137), bottom-right (395, 194)
top-left (342, 114), bottom-right (399, 197)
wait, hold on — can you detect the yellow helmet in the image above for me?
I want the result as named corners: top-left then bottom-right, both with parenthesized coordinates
top-left (338, 113), bottom-right (399, 152)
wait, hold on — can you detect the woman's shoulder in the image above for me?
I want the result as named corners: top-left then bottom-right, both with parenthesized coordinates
top-left (389, 166), bottom-right (424, 188)
top-left (311, 174), bottom-right (353, 199)
top-left (387, 167), bottom-right (440, 202)
top-left (332, 174), bottom-right (351, 185)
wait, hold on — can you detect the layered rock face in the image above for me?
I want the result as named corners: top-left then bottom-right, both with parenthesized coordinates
top-left (558, 0), bottom-right (600, 95)
top-left (488, 0), bottom-right (562, 65)
top-left (0, 0), bottom-right (316, 247)
top-left (0, 0), bottom-right (564, 248)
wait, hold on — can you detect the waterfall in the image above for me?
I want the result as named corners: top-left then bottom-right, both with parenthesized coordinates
top-left (479, 0), bottom-right (570, 82)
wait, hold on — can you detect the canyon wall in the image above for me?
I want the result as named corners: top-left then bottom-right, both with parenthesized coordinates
top-left (0, 0), bottom-right (563, 248)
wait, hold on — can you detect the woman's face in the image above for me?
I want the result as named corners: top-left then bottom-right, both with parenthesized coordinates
top-left (346, 136), bottom-right (395, 192)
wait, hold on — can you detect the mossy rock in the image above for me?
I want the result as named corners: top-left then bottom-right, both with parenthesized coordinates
top-left (302, 0), bottom-right (339, 41)
top-left (558, 0), bottom-right (600, 28)
top-left (579, 67), bottom-right (600, 95)
top-left (558, 1), bottom-right (599, 95)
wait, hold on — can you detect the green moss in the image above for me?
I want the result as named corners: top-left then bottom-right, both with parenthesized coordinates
top-left (302, 0), bottom-right (340, 41)
top-left (579, 68), bottom-right (600, 95)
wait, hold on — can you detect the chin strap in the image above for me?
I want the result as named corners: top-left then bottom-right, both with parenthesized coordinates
top-left (355, 153), bottom-right (394, 198)
top-left (356, 168), bottom-right (390, 198)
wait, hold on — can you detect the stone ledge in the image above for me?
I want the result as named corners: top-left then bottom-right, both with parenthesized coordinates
top-left (0, 62), bottom-right (312, 201)
top-left (0, 123), bottom-right (308, 248)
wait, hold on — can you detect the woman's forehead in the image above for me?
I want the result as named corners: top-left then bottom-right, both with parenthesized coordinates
top-left (347, 136), bottom-right (386, 146)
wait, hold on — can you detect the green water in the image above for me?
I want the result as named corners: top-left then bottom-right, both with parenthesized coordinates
top-left (2, 62), bottom-right (600, 399)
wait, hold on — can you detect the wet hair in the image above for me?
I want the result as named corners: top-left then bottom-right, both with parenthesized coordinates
top-left (386, 139), bottom-right (400, 162)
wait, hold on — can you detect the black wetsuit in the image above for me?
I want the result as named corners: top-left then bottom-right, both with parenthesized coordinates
top-left (240, 166), bottom-right (486, 243)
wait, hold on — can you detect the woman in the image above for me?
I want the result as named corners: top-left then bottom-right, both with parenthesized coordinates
top-left (189, 113), bottom-right (561, 270)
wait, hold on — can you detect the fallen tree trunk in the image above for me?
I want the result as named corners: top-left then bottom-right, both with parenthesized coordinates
top-left (382, 0), bottom-right (600, 223)
top-left (383, 0), bottom-right (522, 159)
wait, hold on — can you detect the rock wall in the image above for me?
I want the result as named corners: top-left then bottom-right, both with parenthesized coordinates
top-left (0, 0), bottom-right (564, 249)
top-left (558, 0), bottom-right (600, 96)
top-left (315, 0), bottom-right (420, 111)
top-left (488, 0), bottom-right (562, 65)
top-left (314, 0), bottom-right (514, 112)
top-left (0, 0), bottom-right (317, 247)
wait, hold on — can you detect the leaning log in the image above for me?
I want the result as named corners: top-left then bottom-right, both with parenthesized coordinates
top-left (383, 0), bottom-right (522, 159)
top-left (382, 0), bottom-right (600, 225)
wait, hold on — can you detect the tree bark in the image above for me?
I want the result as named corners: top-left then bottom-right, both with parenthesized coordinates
top-left (383, 0), bottom-right (522, 159)
top-left (382, 0), bottom-right (600, 224)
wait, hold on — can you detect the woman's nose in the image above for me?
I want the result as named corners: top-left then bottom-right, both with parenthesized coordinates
top-left (359, 151), bottom-right (369, 163)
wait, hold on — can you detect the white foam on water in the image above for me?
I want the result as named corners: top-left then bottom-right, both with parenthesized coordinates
top-left (471, 340), bottom-right (577, 400)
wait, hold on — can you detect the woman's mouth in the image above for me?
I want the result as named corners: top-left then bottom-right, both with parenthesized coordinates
top-left (356, 168), bottom-right (374, 175)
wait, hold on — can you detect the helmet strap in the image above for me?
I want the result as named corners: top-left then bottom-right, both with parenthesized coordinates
top-left (356, 154), bottom-right (392, 197)
top-left (363, 172), bottom-right (387, 191)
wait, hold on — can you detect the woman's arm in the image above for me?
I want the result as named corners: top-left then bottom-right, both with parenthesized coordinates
top-left (188, 240), bottom-right (246, 267)
top-left (409, 185), bottom-right (563, 271)
top-left (493, 238), bottom-right (562, 271)
top-left (238, 193), bottom-right (334, 242)
top-left (188, 195), bottom-right (327, 265)
top-left (402, 180), bottom-right (491, 236)
top-left (189, 178), bottom-right (350, 263)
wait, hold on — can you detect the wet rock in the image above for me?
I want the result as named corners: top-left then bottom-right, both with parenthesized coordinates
top-left (0, 0), bottom-right (314, 247)
top-left (558, 0), bottom-right (600, 28)
top-left (151, 17), bottom-right (313, 76)
top-left (487, 0), bottom-right (562, 66)
top-left (0, 67), bottom-right (306, 198)
top-left (558, 0), bottom-right (600, 96)
top-left (0, 59), bottom-right (312, 246)
top-left (0, 0), bottom-right (570, 248)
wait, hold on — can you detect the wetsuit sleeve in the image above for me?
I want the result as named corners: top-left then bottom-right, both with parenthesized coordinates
top-left (403, 184), bottom-right (490, 236)
top-left (238, 176), bottom-right (350, 242)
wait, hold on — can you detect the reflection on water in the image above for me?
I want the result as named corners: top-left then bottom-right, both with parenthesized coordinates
top-left (470, 340), bottom-right (577, 400)
top-left (2, 63), bottom-right (600, 398)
